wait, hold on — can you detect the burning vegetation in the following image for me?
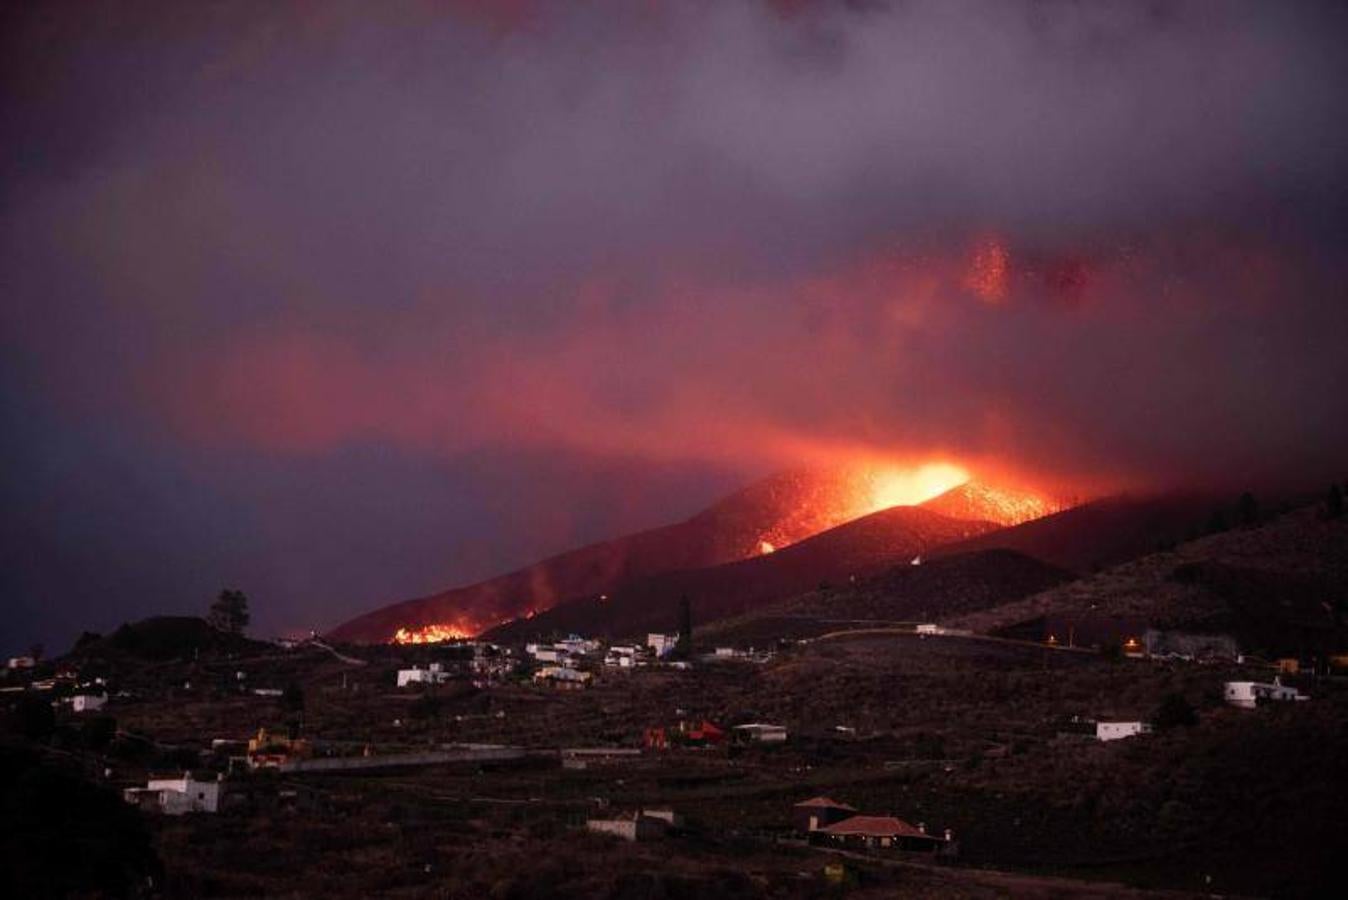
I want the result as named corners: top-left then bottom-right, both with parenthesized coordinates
top-left (391, 624), bottom-right (471, 645)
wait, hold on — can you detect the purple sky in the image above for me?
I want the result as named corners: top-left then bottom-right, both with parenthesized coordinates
top-left (3, 1), bottom-right (1346, 653)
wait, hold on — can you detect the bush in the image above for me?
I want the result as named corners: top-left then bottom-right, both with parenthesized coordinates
top-left (1152, 693), bottom-right (1198, 731)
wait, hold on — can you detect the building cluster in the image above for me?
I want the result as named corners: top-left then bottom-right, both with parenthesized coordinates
top-left (395, 641), bottom-right (517, 689)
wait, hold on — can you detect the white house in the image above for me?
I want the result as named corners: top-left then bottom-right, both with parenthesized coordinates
top-left (733, 723), bottom-right (788, 743)
top-left (397, 663), bottom-right (452, 688)
top-left (125, 773), bottom-right (222, 815)
top-left (647, 633), bottom-right (680, 658)
top-left (604, 645), bottom-right (640, 668)
top-left (1095, 721), bottom-right (1152, 742)
top-left (70, 692), bottom-right (107, 713)
top-left (7, 656), bottom-right (36, 670)
top-left (1224, 679), bottom-right (1306, 708)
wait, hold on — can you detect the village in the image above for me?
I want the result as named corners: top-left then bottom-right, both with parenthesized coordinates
top-left (3, 605), bottom-right (1340, 897)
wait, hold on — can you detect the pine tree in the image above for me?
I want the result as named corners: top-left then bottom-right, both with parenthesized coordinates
top-left (208, 589), bottom-right (250, 634)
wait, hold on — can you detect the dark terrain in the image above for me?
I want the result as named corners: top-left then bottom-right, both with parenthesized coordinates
top-left (4, 494), bottom-right (1346, 898)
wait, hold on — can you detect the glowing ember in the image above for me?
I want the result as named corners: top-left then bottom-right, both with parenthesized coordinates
top-left (964, 235), bottom-right (1010, 304)
top-left (758, 540), bottom-right (776, 554)
top-left (391, 624), bottom-right (470, 644)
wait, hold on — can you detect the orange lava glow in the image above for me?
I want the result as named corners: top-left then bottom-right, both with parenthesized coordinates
top-left (758, 540), bottom-right (776, 554)
top-left (858, 462), bottom-right (970, 514)
top-left (391, 623), bottom-right (470, 644)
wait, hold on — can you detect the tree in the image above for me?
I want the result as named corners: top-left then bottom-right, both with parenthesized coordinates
top-left (1152, 692), bottom-right (1198, 731)
top-left (1327, 483), bottom-right (1343, 520)
top-left (673, 594), bottom-right (693, 659)
top-left (12, 694), bottom-right (55, 742)
top-left (208, 589), bottom-right (250, 634)
top-left (281, 681), bottom-right (305, 714)
top-left (1238, 491), bottom-right (1259, 526)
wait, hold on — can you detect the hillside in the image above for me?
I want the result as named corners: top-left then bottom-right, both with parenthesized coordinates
top-left (944, 505), bottom-right (1348, 657)
top-left (929, 493), bottom-right (1225, 574)
top-left (329, 467), bottom-right (982, 644)
top-left (919, 480), bottom-right (1057, 526)
top-left (701, 549), bottom-right (1074, 645)
top-left (485, 506), bottom-right (996, 641)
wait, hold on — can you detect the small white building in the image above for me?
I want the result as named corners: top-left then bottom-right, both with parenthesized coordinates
top-left (397, 663), bottom-right (452, 688)
top-left (586, 811), bottom-right (672, 842)
top-left (733, 723), bottom-right (788, 743)
top-left (7, 656), bottom-right (36, 670)
top-left (70, 692), bottom-right (108, 713)
top-left (647, 633), bottom-right (680, 658)
top-left (1224, 679), bottom-right (1306, 709)
top-left (604, 645), bottom-right (640, 668)
top-left (915, 624), bottom-right (944, 635)
top-left (1095, 721), bottom-right (1152, 742)
top-left (125, 773), bottom-right (222, 815)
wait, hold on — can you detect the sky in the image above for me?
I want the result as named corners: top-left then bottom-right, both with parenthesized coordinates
top-left (3, 0), bottom-right (1346, 654)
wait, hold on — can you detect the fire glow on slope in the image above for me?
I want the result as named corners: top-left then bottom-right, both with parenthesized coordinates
top-left (391, 623), bottom-right (470, 644)
top-left (752, 461), bottom-right (971, 554)
top-left (389, 460), bottom-right (1045, 642)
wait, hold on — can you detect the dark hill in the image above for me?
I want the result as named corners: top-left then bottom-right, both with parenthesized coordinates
top-left (701, 549), bottom-right (1074, 645)
top-left (329, 468), bottom-right (976, 643)
top-left (945, 505), bottom-right (1348, 658)
top-left (74, 616), bottom-right (264, 662)
top-left (484, 506), bottom-right (997, 642)
top-left (929, 492), bottom-right (1224, 574)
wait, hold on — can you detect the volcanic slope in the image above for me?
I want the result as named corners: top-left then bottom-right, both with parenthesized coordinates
top-left (485, 506), bottom-right (997, 642)
top-left (943, 503), bottom-right (1348, 657)
top-left (928, 492), bottom-right (1225, 574)
top-left (919, 479), bottom-right (1058, 526)
top-left (330, 468), bottom-right (955, 643)
top-left (700, 549), bottom-right (1074, 645)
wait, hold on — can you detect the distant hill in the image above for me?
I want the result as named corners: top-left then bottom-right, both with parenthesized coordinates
top-left (929, 492), bottom-right (1225, 574)
top-left (73, 616), bottom-right (265, 662)
top-left (329, 467), bottom-right (983, 644)
top-left (944, 506), bottom-right (1348, 657)
top-left (485, 506), bottom-right (996, 642)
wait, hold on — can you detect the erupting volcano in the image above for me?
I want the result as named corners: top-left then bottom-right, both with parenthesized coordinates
top-left (328, 461), bottom-right (1059, 644)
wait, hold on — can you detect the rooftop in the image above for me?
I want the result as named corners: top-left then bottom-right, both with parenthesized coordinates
top-left (819, 815), bottom-right (927, 839)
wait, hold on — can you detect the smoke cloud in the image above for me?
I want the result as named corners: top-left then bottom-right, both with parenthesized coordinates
top-left (3, 1), bottom-right (1346, 649)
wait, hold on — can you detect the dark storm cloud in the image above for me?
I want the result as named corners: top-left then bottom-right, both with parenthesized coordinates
top-left (2, 1), bottom-right (1346, 651)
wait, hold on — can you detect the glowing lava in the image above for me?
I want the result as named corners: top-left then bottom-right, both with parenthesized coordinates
top-left (391, 624), bottom-right (470, 644)
top-left (859, 462), bottom-right (970, 515)
top-left (758, 540), bottom-right (776, 554)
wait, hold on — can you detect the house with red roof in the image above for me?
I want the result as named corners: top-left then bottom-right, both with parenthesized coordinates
top-left (816, 815), bottom-right (950, 853)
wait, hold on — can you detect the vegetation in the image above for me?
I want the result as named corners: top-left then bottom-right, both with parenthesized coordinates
top-left (208, 589), bottom-right (250, 635)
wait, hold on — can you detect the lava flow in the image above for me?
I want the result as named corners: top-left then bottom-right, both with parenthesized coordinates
top-left (391, 623), bottom-right (471, 644)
